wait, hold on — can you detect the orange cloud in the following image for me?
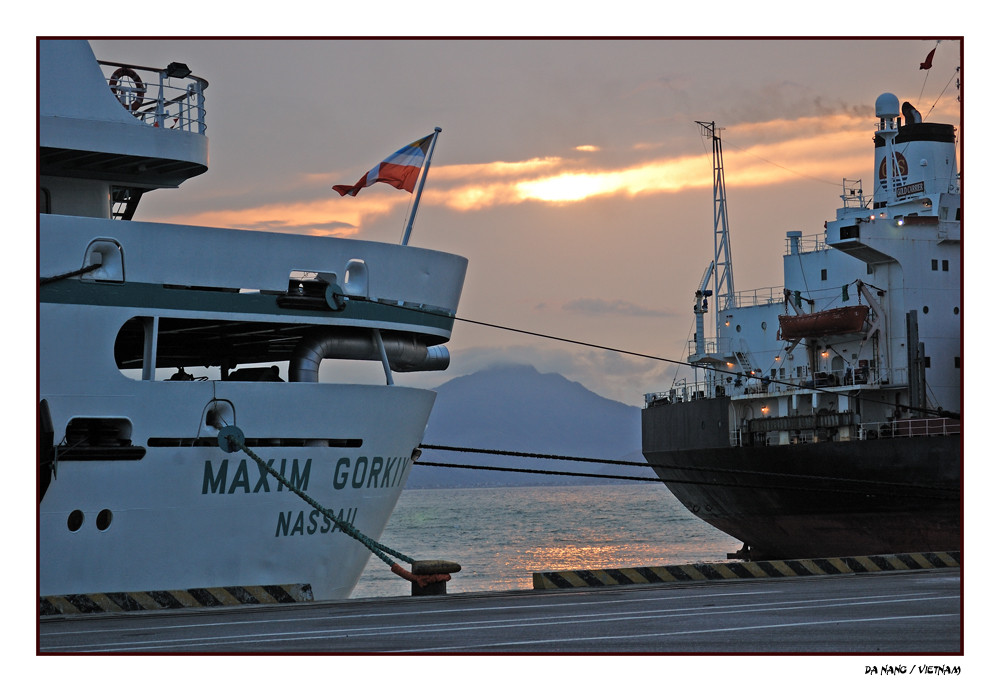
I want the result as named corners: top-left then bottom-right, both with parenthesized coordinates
top-left (158, 113), bottom-right (886, 232)
top-left (155, 196), bottom-right (402, 238)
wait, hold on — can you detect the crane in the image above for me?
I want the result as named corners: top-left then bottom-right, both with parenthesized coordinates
top-left (692, 261), bottom-right (714, 361)
top-left (695, 121), bottom-right (736, 324)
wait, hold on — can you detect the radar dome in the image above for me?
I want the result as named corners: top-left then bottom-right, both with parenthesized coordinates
top-left (875, 93), bottom-right (900, 118)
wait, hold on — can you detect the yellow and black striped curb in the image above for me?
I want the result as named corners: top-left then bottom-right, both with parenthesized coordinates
top-left (532, 551), bottom-right (960, 590)
top-left (39, 583), bottom-right (313, 616)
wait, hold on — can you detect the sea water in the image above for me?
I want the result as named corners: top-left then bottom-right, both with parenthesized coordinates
top-left (351, 483), bottom-right (737, 598)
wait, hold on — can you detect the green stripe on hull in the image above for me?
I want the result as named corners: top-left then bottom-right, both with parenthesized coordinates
top-left (40, 281), bottom-right (454, 331)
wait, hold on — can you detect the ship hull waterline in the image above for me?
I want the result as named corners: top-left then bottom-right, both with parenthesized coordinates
top-left (642, 436), bottom-right (960, 560)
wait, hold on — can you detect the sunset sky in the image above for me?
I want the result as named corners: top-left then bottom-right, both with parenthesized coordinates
top-left (28, 10), bottom-right (985, 680)
top-left (85, 36), bottom-right (964, 404)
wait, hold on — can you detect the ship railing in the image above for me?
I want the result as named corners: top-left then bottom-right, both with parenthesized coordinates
top-left (858, 418), bottom-right (961, 440)
top-left (728, 417), bottom-right (960, 447)
top-left (99, 60), bottom-right (208, 134)
top-left (729, 285), bottom-right (785, 308)
top-left (687, 336), bottom-right (733, 358)
top-left (644, 379), bottom-right (712, 407)
top-left (839, 178), bottom-right (870, 209)
top-left (784, 232), bottom-right (828, 255)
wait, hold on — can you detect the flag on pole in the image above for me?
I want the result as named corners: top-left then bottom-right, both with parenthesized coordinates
top-left (919, 47), bottom-right (936, 70)
top-left (332, 134), bottom-right (435, 196)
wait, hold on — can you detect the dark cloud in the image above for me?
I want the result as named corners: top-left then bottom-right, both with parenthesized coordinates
top-left (563, 298), bottom-right (674, 318)
top-left (243, 219), bottom-right (357, 235)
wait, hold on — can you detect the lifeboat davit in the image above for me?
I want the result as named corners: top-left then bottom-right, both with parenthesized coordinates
top-left (777, 305), bottom-right (869, 341)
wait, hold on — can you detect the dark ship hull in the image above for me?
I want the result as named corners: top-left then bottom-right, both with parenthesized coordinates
top-left (642, 397), bottom-right (960, 560)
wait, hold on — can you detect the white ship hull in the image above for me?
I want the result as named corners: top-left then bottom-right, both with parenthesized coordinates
top-left (39, 40), bottom-right (468, 607)
top-left (40, 382), bottom-right (432, 601)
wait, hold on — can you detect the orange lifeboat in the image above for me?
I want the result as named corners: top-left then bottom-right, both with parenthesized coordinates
top-left (777, 305), bottom-right (869, 340)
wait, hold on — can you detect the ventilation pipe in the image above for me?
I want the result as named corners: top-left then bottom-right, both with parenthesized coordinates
top-left (289, 330), bottom-right (450, 382)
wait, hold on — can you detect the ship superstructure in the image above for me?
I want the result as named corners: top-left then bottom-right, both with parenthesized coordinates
top-left (39, 40), bottom-right (467, 603)
top-left (641, 93), bottom-right (960, 559)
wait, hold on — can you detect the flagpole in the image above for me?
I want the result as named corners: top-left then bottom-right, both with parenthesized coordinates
top-left (401, 127), bottom-right (441, 246)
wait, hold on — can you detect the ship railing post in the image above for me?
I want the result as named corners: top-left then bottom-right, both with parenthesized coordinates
top-left (372, 329), bottom-right (394, 386)
top-left (196, 81), bottom-right (206, 135)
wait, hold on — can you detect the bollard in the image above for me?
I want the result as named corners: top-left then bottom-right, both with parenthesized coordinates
top-left (410, 560), bottom-right (462, 596)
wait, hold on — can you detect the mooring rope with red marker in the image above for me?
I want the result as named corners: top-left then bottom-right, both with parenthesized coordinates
top-left (217, 425), bottom-right (459, 590)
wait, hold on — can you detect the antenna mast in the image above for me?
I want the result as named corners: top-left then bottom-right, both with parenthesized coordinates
top-left (696, 121), bottom-right (736, 324)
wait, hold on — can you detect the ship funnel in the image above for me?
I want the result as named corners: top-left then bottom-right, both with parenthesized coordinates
top-left (901, 101), bottom-right (922, 125)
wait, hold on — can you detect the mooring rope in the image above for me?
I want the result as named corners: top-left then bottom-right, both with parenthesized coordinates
top-left (215, 425), bottom-right (457, 589)
top-left (416, 444), bottom-right (958, 499)
top-left (415, 459), bottom-right (660, 483)
top-left (40, 263), bottom-right (102, 285)
top-left (217, 425), bottom-right (459, 589)
top-left (385, 301), bottom-right (959, 420)
top-left (217, 425), bottom-right (413, 567)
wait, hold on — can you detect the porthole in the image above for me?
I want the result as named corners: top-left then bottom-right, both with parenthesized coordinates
top-left (67, 510), bottom-right (84, 532)
top-left (954, 307), bottom-right (960, 315)
top-left (761, 322), bottom-right (767, 331)
top-left (96, 509), bottom-right (113, 531)
top-left (923, 305), bottom-right (929, 314)
top-left (736, 324), bottom-right (742, 332)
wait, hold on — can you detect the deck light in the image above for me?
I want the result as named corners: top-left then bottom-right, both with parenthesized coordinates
top-left (166, 62), bottom-right (192, 78)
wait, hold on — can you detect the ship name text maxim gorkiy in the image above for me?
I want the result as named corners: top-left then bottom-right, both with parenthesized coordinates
top-left (39, 40), bottom-right (467, 607)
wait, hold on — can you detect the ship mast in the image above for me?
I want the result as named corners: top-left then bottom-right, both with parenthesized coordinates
top-left (696, 121), bottom-right (736, 328)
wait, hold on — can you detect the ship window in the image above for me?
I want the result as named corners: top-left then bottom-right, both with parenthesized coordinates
top-left (955, 356), bottom-right (961, 368)
top-left (39, 187), bottom-right (51, 214)
top-left (942, 259), bottom-right (949, 271)
top-left (735, 324), bottom-right (742, 333)
top-left (115, 316), bottom-right (401, 385)
top-left (931, 259), bottom-right (938, 271)
top-left (761, 322), bottom-right (767, 331)
top-left (925, 356), bottom-right (932, 368)
top-left (866, 264), bottom-right (873, 275)
top-left (67, 510), bottom-right (84, 532)
top-left (116, 316), bottom-right (300, 382)
top-left (96, 509), bottom-right (113, 531)
top-left (820, 269), bottom-right (827, 281)
top-left (923, 305), bottom-right (929, 314)
top-left (954, 306), bottom-right (960, 315)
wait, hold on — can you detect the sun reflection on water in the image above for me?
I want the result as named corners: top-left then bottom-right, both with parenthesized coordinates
top-left (353, 484), bottom-right (737, 598)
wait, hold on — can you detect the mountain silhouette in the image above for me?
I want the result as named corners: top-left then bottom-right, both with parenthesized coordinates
top-left (408, 363), bottom-right (650, 487)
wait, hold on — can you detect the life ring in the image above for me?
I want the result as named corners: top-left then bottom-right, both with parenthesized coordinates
top-left (109, 67), bottom-right (146, 112)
